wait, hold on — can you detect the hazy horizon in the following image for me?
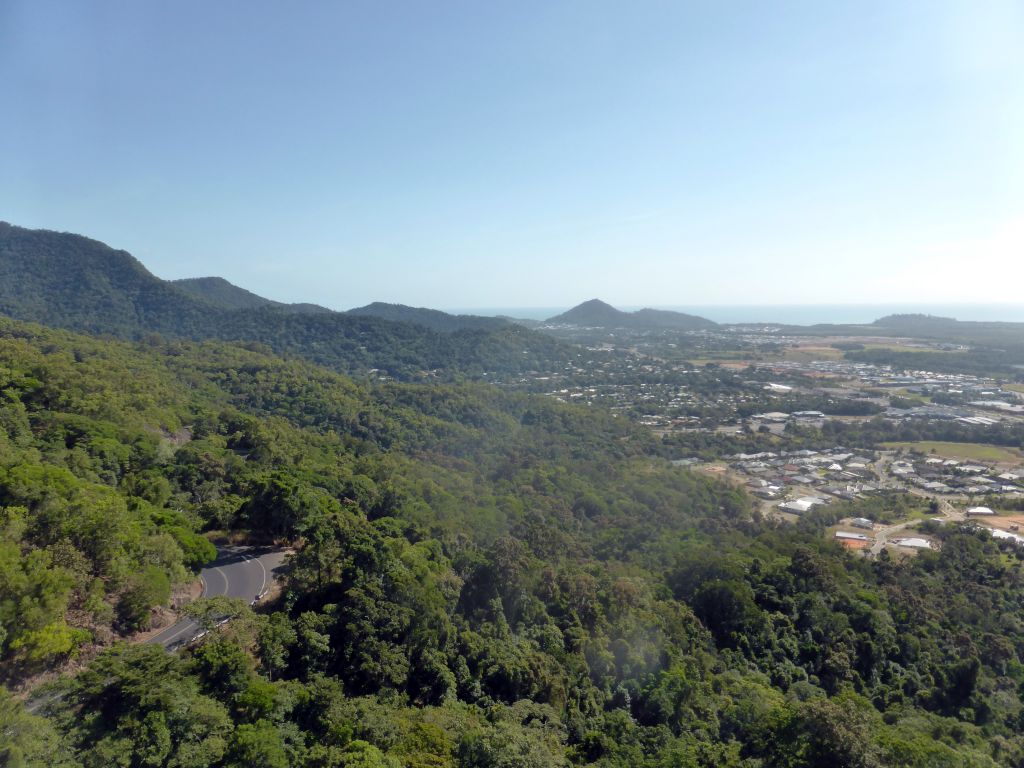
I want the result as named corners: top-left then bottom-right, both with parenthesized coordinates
top-left (447, 303), bottom-right (1024, 325)
top-left (3, 1), bottom-right (1023, 307)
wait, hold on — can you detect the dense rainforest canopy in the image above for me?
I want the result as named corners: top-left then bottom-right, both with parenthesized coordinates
top-left (1, 317), bottom-right (1024, 766)
top-left (0, 223), bottom-right (572, 380)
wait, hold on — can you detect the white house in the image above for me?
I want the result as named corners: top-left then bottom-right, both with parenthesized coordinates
top-left (835, 531), bottom-right (869, 542)
top-left (895, 537), bottom-right (932, 549)
top-left (967, 506), bottom-right (995, 516)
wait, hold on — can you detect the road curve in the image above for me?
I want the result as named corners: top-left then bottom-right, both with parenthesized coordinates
top-left (869, 520), bottom-right (915, 556)
top-left (146, 546), bottom-right (287, 650)
top-left (868, 496), bottom-right (963, 556)
top-left (26, 547), bottom-right (287, 713)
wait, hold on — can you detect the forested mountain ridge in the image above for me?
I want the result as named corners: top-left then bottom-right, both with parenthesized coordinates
top-left (347, 302), bottom-right (511, 332)
top-left (872, 313), bottom-right (957, 326)
top-left (0, 221), bottom-right (207, 335)
top-left (2, 316), bottom-right (1024, 766)
top-left (171, 276), bottom-right (331, 314)
top-left (548, 299), bottom-right (717, 330)
top-left (173, 282), bottom-right (510, 330)
top-left (0, 222), bottom-right (574, 379)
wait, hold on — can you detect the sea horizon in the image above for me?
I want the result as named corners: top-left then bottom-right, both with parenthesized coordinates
top-left (445, 303), bottom-right (1024, 325)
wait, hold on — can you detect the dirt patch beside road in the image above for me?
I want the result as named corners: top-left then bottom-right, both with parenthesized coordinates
top-left (977, 514), bottom-right (1024, 531)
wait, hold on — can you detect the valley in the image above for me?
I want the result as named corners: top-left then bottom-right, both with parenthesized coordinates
top-left (6, 5), bottom-right (1022, 764)
top-left (2, 225), bottom-right (1024, 767)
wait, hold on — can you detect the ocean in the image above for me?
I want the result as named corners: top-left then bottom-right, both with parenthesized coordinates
top-left (449, 304), bottom-right (1024, 325)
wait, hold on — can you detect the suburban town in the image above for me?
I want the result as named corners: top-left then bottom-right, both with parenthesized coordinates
top-left (500, 321), bottom-right (1024, 561)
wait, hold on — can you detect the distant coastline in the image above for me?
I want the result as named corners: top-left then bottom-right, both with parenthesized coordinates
top-left (450, 304), bottom-right (1024, 325)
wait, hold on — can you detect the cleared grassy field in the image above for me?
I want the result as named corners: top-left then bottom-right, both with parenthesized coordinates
top-left (859, 342), bottom-right (934, 353)
top-left (1005, 383), bottom-right (1024, 395)
top-left (685, 358), bottom-right (756, 368)
top-left (881, 441), bottom-right (1022, 463)
top-left (779, 345), bottom-right (845, 362)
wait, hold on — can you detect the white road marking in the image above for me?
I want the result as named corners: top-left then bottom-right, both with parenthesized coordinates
top-left (254, 555), bottom-right (269, 596)
top-left (157, 619), bottom-right (198, 646)
top-left (210, 565), bottom-right (229, 596)
top-left (148, 548), bottom-right (282, 649)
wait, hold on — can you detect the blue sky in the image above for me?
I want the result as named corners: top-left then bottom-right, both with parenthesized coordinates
top-left (2, 1), bottom-right (1022, 310)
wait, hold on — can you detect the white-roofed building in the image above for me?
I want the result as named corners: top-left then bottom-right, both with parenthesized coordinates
top-left (895, 537), bottom-right (932, 549)
top-left (835, 531), bottom-right (869, 542)
top-left (967, 506), bottom-right (995, 516)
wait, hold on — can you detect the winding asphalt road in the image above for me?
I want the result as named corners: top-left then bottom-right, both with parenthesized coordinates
top-left (25, 546), bottom-right (287, 713)
top-left (146, 546), bottom-right (287, 649)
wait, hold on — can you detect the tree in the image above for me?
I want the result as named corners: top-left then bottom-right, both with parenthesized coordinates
top-left (457, 722), bottom-right (565, 768)
top-left (185, 596), bottom-right (250, 631)
top-left (226, 720), bottom-right (289, 768)
top-left (190, 636), bottom-right (255, 696)
top-left (690, 579), bottom-right (765, 650)
top-left (774, 694), bottom-right (882, 768)
top-left (0, 688), bottom-right (77, 767)
top-left (258, 612), bottom-right (298, 681)
top-left (116, 565), bottom-right (171, 631)
top-left (66, 644), bottom-right (232, 767)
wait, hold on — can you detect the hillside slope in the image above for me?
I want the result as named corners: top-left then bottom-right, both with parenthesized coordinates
top-left (0, 223), bottom-right (572, 378)
top-left (171, 276), bottom-right (330, 314)
top-left (548, 298), bottom-right (717, 330)
top-left (347, 302), bottom-right (510, 332)
top-left (0, 315), bottom-right (1017, 767)
top-left (0, 222), bottom-right (210, 335)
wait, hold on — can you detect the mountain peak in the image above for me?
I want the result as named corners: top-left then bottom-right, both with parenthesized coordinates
top-left (347, 302), bottom-right (510, 332)
top-left (0, 222), bottom-right (571, 378)
top-left (547, 299), bottom-right (628, 326)
top-left (547, 300), bottom-right (716, 330)
top-left (171, 276), bottom-right (276, 310)
top-left (170, 276), bottom-right (331, 314)
top-left (577, 298), bottom-right (617, 310)
top-left (873, 313), bottom-right (957, 326)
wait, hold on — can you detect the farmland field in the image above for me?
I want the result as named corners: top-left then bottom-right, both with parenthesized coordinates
top-left (881, 441), bottom-right (1023, 463)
